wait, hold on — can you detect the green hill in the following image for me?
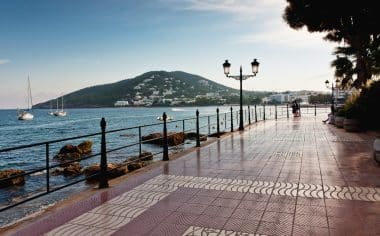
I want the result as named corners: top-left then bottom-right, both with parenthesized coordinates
top-left (33, 71), bottom-right (268, 108)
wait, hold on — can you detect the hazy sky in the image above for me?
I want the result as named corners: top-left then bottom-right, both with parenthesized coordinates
top-left (0, 0), bottom-right (337, 109)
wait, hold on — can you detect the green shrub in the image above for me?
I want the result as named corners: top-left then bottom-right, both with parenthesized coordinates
top-left (344, 93), bottom-right (361, 119)
top-left (356, 81), bottom-right (380, 130)
top-left (336, 108), bottom-right (346, 117)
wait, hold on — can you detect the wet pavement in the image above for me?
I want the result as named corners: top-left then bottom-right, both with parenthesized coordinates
top-left (9, 116), bottom-right (380, 235)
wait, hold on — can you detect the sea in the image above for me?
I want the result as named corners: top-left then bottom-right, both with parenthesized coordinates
top-left (0, 106), bottom-right (246, 227)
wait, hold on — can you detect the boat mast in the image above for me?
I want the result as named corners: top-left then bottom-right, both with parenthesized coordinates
top-left (61, 96), bottom-right (64, 112)
top-left (27, 76), bottom-right (30, 110)
top-left (28, 76), bottom-right (33, 110)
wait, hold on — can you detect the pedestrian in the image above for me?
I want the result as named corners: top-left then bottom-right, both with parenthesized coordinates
top-left (291, 101), bottom-right (297, 117)
top-left (295, 100), bottom-right (300, 117)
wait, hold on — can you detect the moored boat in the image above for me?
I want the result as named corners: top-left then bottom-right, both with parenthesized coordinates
top-left (18, 76), bottom-right (34, 121)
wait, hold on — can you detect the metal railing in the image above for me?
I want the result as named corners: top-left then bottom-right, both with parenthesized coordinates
top-left (0, 104), bottom-right (329, 211)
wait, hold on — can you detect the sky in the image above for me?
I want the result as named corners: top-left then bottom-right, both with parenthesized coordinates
top-left (0, 0), bottom-right (338, 109)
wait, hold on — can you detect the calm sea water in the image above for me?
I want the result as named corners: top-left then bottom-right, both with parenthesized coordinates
top-left (0, 106), bottom-right (244, 226)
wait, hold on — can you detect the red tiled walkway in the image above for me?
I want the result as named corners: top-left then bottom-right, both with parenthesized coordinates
top-left (10, 116), bottom-right (380, 236)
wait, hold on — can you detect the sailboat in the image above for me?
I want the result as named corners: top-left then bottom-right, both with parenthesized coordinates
top-left (18, 76), bottom-right (34, 120)
top-left (53, 96), bottom-right (67, 117)
top-left (48, 101), bottom-right (54, 115)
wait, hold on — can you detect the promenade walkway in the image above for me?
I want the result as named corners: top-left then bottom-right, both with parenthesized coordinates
top-left (9, 116), bottom-right (380, 236)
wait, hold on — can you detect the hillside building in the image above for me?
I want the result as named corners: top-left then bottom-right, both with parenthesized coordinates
top-left (114, 100), bottom-right (129, 107)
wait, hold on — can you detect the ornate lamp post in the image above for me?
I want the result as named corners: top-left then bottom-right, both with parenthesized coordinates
top-left (223, 59), bottom-right (259, 131)
top-left (325, 77), bottom-right (341, 115)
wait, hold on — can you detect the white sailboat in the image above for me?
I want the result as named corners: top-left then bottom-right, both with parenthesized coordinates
top-left (18, 76), bottom-right (34, 120)
top-left (53, 96), bottom-right (67, 117)
top-left (48, 101), bottom-right (54, 115)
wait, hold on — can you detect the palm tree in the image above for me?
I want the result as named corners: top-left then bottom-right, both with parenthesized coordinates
top-left (331, 37), bottom-right (380, 89)
top-left (284, 0), bottom-right (380, 89)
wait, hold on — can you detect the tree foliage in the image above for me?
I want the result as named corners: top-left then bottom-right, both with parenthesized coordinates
top-left (284, 0), bottom-right (380, 88)
top-left (309, 94), bottom-right (331, 104)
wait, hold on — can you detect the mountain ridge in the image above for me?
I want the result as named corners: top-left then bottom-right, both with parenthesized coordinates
top-left (33, 71), bottom-right (269, 108)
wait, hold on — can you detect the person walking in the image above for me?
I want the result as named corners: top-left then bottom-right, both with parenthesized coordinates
top-left (291, 101), bottom-right (297, 117)
top-left (295, 100), bottom-right (300, 117)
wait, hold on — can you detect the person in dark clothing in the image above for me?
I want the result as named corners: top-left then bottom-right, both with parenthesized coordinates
top-left (291, 101), bottom-right (297, 117)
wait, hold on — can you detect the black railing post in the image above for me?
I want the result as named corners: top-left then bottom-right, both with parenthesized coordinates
top-left (224, 113), bottom-right (227, 129)
top-left (183, 120), bottom-right (185, 134)
top-left (315, 104), bottom-right (317, 116)
top-left (45, 143), bottom-right (50, 193)
top-left (138, 126), bottom-right (142, 156)
top-left (99, 117), bottom-right (109, 189)
top-left (287, 104), bottom-right (289, 118)
top-left (163, 112), bottom-right (169, 161)
top-left (196, 110), bottom-right (200, 147)
top-left (299, 104), bottom-right (302, 117)
top-left (254, 105), bottom-right (257, 122)
top-left (216, 108), bottom-right (220, 138)
top-left (275, 104), bottom-right (277, 120)
top-left (248, 105), bottom-right (251, 125)
top-left (230, 107), bottom-right (233, 132)
top-left (263, 104), bottom-right (266, 120)
top-left (208, 116), bottom-right (210, 135)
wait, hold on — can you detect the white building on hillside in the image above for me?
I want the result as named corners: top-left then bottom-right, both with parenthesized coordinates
top-left (114, 100), bottom-right (129, 107)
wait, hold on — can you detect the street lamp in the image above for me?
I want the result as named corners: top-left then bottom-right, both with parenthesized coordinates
top-left (223, 59), bottom-right (259, 131)
top-left (325, 77), bottom-right (341, 115)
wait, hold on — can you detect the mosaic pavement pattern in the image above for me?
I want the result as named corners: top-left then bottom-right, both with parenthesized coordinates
top-left (13, 116), bottom-right (380, 236)
top-left (46, 173), bottom-right (380, 235)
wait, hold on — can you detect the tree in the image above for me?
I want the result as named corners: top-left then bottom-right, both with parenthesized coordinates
top-left (284, 0), bottom-right (380, 88)
top-left (309, 94), bottom-right (331, 104)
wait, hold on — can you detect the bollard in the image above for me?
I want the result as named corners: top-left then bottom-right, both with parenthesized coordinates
top-left (263, 104), bottom-right (266, 120)
top-left (230, 107), bottom-right (233, 132)
top-left (224, 113), bottom-right (227, 129)
top-left (138, 126), bottom-right (142, 156)
top-left (162, 112), bottom-right (169, 161)
top-left (99, 118), bottom-right (109, 189)
top-left (315, 104), bottom-right (317, 116)
top-left (196, 110), bottom-right (200, 147)
top-left (287, 104), bottom-right (289, 118)
top-left (208, 116), bottom-right (210, 135)
top-left (248, 105), bottom-right (251, 125)
top-left (45, 143), bottom-right (50, 192)
top-left (216, 108), bottom-right (220, 138)
top-left (254, 105), bottom-right (257, 122)
top-left (275, 104), bottom-right (277, 120)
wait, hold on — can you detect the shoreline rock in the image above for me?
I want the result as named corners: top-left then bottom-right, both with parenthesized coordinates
top-left (142, 132), bottom-right (209, 146)
top-left (52, 162), bottom-right (82, 177)
top-left (127, 162), bottom-right (145, 171)
top-left (54, 140), bottom-right (93, 161)
top-left (0, 169), bottom-right (26, 188)
top-left (83, 163), bottom-right (127, 182)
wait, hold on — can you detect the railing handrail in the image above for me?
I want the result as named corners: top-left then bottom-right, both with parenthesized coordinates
top-left (0, 104), bottom-right (330, 213)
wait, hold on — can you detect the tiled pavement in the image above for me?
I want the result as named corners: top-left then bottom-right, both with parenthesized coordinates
top-left (11, 116), bottom-right (380, 235)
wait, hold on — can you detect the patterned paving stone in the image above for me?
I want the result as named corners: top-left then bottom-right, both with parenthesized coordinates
top-left (45, 223), bottom-right (116, 236)
top-left (182, 225), bottom-right (263, 236)
top-left (256, 221), bottom-right (292, 236)
top-left (17, 116), bottom-right (380, 236)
